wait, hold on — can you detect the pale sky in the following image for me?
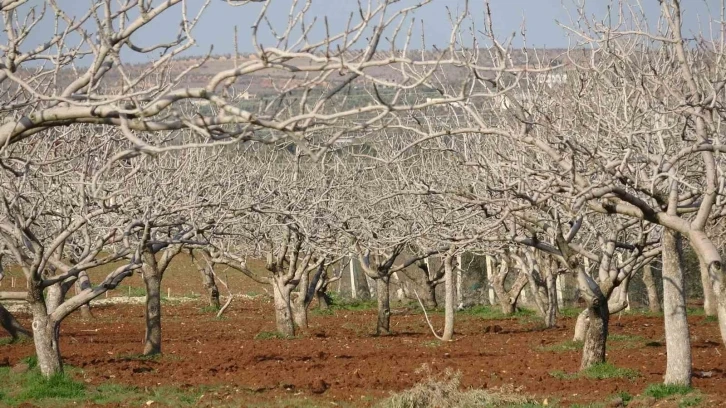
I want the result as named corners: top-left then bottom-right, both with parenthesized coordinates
top-left (13, 0), bottom-right (725, 62)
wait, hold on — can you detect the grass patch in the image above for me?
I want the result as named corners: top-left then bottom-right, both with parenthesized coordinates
top-left (703, 315), bottom-right (718, 323)
top-left (122, 285), bottom-right (146, 297)
top-left (254, 331), bottom-right (295, 340)
top-left (617, 391), bottom-right (633, 406)
top-left (330, 299), bottom-right (377, 312)
top-left (380, 365), bottom-right (535, 408)
top-left (0, 336), bottom-right (31, 346)
top-left (199, 304), bottom-right (221, 314)
top-left (678, 394), bottom-right (702, 407)
top-left (609, 334), bottom-right (644, 342)
top-left (310, 307), bottom-right (335, 316)
top-left (644, 383), bottom-right (693, 399)
top-left (17, 372), bottom-right (85, 400)
top-left (537, 340), bottom-right (583, 353)
top-left (0, 360), bottom-right (217, 407)
top-left (560, 307), bottom-right (583, 318)
top-left (459, 305), bottom-right (535, 320)
top-left (550, 362), bottom-right (639, 380)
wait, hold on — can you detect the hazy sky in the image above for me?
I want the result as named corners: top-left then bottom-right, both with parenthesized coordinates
top-left (16, 0), bottom-right (724, 62)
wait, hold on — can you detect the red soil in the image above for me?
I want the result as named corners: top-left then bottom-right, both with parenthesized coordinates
top-left (2, 298), bottom-right (725, 406)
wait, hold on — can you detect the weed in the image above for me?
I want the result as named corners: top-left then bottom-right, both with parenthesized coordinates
top-left (18, 372), bottom-right (85, 400)
top-left (199, 304), bottom-right (221, 314)
top-left (608, 334), bottom-right (644, 342)
top-left (254, 331), bottom-right (295, 340)
top-left (122, 285), bottom-right (146, 297)
top-left (0, 336), bottom-right (31, 346)
top-left (381, 365), bottom-right (535, 408)
top-left (459, 305), bottom-right (535, 320)
top-left (644, 383), bottom-right (693, 399)
top-left (617, 391), bottom-right (633, 405)
top-left (310, 307), bottom-right (335, 316)
top-left (550, 363), bottom-right (639, 380)
top-left (560, 307), bottom-right (584, 318)
top-left (679, 395), bottom-right (702, 407)
top-left (330, 299), bottom-right (377, 311)
top-left (703, 315), bottom-right (718, 323)
top-left (537, 340), bottom-right (583, 353)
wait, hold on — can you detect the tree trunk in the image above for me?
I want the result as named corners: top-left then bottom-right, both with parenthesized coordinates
top-left (317, 290), bottom-right (330, 310)
top-left (662, 230), bottom-right (692, 386)
top-left (75, 271), bottom-right (94, 319)
top-left (198, 264), bottom-right (220, 310)
top-left (292, 289), bottom-right (308, 330)
top-left (642, 264), bottom-right (662, 313)
top-left (442, 256), bottom-right (455, 341)
top-left (272, 278), bottom-right (295, 337)
top-left (376, 277), bottom-right (391, 335)
top-left (544, 273), bottom-right (557, 328)
top-left (580, 300), bottom-right (608, 370)
top-left (700, 257), bottom-right (718, 316)
top-left (456, 254), bottom-right (463, 309)
top-left (486, 255), bottom-right (496, 305)
top-left (142, 266), bottom-right (162, 355)
top-left (423, 281), bottom-right (438, 309)
top-left (0, 303), bottom-right (31, 339)
top-left (29, 288), bottom-right (62, 377)
top-left (45, 283), bottom-right (64, 315)
top-left (576, 265), bottom-right (608, 370)
top-left (573, 309), bottom-right (588, 342)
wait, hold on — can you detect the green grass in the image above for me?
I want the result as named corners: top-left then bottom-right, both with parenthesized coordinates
top-left (678, 395), bottom-right (703, 407)
top-left (617, 391), bottom-right (633, 406)
top-left (550, 362), bottom-right (639, 380)
top-left (537, 340), bottom-right (583, 353)
top-left (0, 336), bottom-right (31, 346)
top-left (703, 315), bottom-right (718, 323)
top-left (310, 307), bottom-right (335, 316)
top-left (199, 304), bottom-right (221, 314)
top-left (608, 334), bottom-right (644, 342)
top-left (254, 331), bottom-right (295, 340)
top-left (0, 359), bottom-right (219, 407)
top-left (559, 307), bottom-right (583, 318)
top-left (122, 285), bottom-right (147, 297)
top-left (330, 299), bottom-right (377, 311)
top-left (644, 383), bottom-right (693, 399)
top-left (459, 305), bottom-right (536, 320)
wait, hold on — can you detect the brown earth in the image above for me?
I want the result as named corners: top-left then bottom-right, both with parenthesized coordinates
top-left (2, 294), bottom-right (726, 407)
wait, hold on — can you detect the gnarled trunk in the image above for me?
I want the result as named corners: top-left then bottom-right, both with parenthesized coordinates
top-left (376, 276), bottom-right (391, 335)
top-left (198, 264), bottom-right (220, 310)
top-left (142, 266), bottom-right (162, 355)
top-left (273, 278), bottom-right (294, 337)
top-left (662, 230), bottom-right (691, 386)
top-left (29, 285), bottom-right (62, 377)
top-left (575, 266), bottom-right (609, 370)
top-left (580, 300), bottom-right (608, 370)
top-left (642, 264), bottom-right (661, 313)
